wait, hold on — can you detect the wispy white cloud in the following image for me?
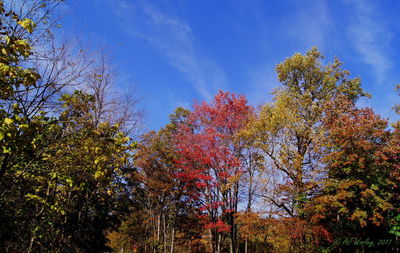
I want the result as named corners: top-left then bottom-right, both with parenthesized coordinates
top-left (280, 0), bottom-right (332, 50)
top-left (111, 0), bottom-right (226, 100)
top-left (239, 0), bottom-right (332, 106)
top-left (345, 0), bottom-right (392, 84)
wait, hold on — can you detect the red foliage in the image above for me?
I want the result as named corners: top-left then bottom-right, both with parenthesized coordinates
top-left (174, 90), bottom-right (254, 231)
top-left (204, 220), bottom-right (232, 232)
top-left (323, 98), bottom-right (391, 174)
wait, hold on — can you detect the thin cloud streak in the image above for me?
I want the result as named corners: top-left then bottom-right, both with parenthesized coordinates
top-left (346, 0), bottom-right (392, 84)
top-left (112, 0), bottom-right (226, 100)
top-left (280, 0), bottom-right (331, 51)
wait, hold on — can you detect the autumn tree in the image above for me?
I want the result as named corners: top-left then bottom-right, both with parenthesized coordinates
top-left (175, 91), bottom-right (254, 253)
top-left (133, 108), bottom-right (194, 252)
top-left (2, 0), bottom-right (93, 118)
top-left (0, 2), bottom-right (48, 248)
top-left (235, 211), bottom-right (270, 252)
top-left (0, 1), bottom-right (139, 251)
top-left (0, 0), bottom-right (43, 178)
top-left (245, 47), bottom-right (369, 217)
top-left (107, 107), bottom-right (206, 253)
top-left (304, 97), bottom-right (399, 251)
top-left (2, 90), bottom-right (134, 252)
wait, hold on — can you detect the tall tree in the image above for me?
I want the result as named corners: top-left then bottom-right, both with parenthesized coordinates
top-left (4, 90), bottom-right (134, 252)
top-left (245, 47), bottom-right (368, 217)
top-left (175, 91), bottom-right (254, 253)
top-left (107, 107), bottom-right (205, 253)
top-left (0, 2), bottom-right (139, 250)
top-left (0, 3), bottom-right (48, 248)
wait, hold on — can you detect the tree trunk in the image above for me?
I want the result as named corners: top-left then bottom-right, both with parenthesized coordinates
top-left (210, 229), bottom-right (215, 253)
top-left (217, 233), bottom-right (221, 253)
top-left (157, 215), bottom-right (161, 241)
top-left (170, 226), bottom-right (175, 253)
top-left (232, 181), bottom-right (240, 253)
top-left (247, 170), bottom-right (254, 212)
top-left (163, 214), bottom-right (167, 253)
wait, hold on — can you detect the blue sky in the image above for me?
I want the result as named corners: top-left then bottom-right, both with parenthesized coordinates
top-left (61, 0), bottom-right (400, 131)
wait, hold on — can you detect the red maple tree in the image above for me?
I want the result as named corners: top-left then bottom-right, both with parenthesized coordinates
top-left (174, 90), bottom-right (254, 252)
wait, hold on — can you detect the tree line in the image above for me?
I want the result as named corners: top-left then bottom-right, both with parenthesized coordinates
top-left (0, 1), bottom-right (398, 252)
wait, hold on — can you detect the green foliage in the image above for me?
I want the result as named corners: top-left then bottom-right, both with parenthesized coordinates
top-left (390, 214), bottom-right (400, 236)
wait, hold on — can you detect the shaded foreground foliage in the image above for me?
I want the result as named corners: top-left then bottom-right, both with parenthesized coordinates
top-left (0, 1), bottom-right (399, 252)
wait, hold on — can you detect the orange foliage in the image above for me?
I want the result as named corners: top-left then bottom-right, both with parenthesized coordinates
top-left (236, 212), bottom-right (332, 252)
top-left (266, 217), bottom-right (332, 252)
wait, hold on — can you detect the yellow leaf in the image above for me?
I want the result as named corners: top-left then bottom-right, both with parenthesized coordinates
top-left (4, 118), bottom-right (13, 125)
top-left (94, 171), bottom-right (103, 180)
top-left (18, 18), bottom-right (35, 33)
